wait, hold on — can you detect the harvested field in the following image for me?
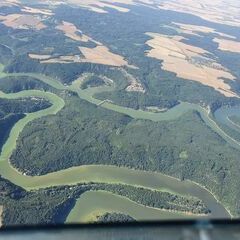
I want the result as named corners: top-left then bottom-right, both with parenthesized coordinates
top-left (145, 32), bottom-right (237, 97)
top-left (0, 0), bottom-right (20, 7)
top-left (158, 0), bottom-right (240, 27)
top-left (56, 21), bottom-right (93, 43)
top-left (60, 0), bottom-right (156, 13)
top-left (21, 6), bottom-right (53, 16)
top-left (39, 0), bottom-right (156, 13)
top-left (28, 54), bottom-right (52, 60)
top-left (213, 38), bottom-right (240, 53)
top-left (79, 45), bottom-right (129, 67)
top-left (36, 45), bottom-right (133, 68)
top-left (0, 14), bottom-right (46, 30)
top-left (41, 55), bottom-right (82, 64)
top-left (173, 22), bottom-right (236, 39)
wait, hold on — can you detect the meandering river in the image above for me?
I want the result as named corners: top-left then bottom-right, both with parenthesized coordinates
top-left (214, 105), bottom-right (240, 133)
top-left (1, 69), bottom-right (239, 221)
top-left (66, 191), bottom-right (188, 223)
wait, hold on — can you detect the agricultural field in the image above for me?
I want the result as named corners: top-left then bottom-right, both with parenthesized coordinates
top-left (145, 32), bottom-right (236, 97)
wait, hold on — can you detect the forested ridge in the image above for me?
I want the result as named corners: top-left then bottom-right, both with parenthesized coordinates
top-left (0, 97), bottom-right (51, 152)
top-left (0, 175), bottom-right (209, 225)
top-left (0, 76), bottom-right (53, 93)
top-left (96, 213), bottom-right (136, 223)
top-left (7, 93), bottom-right (240, 215)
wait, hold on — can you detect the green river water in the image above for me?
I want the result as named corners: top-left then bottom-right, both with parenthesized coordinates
top-left (0, 69), bottom-right (237, 222)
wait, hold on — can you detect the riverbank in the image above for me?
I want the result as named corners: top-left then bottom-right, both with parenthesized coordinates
top-left (0, 68), bottom-right (234, 221)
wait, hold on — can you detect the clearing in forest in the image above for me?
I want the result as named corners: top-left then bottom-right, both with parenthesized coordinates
top-left (158, 0), bottom-right (240, 27)
top-left (0, 14), bottom-right (46, 30)
top-left (213, 38), bottom-right (240, 53)
top-left (173, 22), bottom-right (236, 39)
top-left (56, 21), bottom-right (94, 43)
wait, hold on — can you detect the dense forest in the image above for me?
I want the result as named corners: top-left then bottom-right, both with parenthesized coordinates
top-left (0, 174), bottom-right (208, 225)
top-left (0, 76), bottom-right (53, 93)
top-left (92, 185), bottom-right (209, 215)
top-left (0, 177), bottom-right (76, 225)
top-left (0, 114), bottom-right (24, 152)
top-left (9, 93), bottom-right (240, 215)
top-left (0, 98), bottom-right (51, 116)
top-left (80, 75), bottom-right (106, 90)
top-left (95, 90), bottom-right (179, 110)
top-left (0, 44), bottom-right (13, 65)
top-left (96, 213), bottom-right (135, 223)
top-left (0, 97), bottom-right (51, 152)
